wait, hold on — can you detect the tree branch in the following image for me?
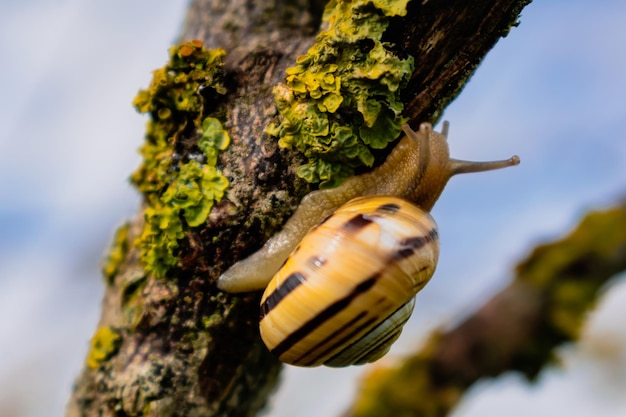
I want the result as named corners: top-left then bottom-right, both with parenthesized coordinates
top-left (66, 1), bottom-right (534, 416)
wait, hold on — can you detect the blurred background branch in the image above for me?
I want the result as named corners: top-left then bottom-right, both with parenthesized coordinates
top-left (343, 201), bottom-right (626, 417)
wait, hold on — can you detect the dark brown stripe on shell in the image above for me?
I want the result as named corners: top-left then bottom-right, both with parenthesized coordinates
top-left (270, 274), bottom-right (380, 357)
top-left (330, 300), bottom-right (412, 365)
top-left (393, 228), bottom-right (438, 260)
top-left (412, 267), bottom-right (431, 290)
top-left (353, 305), bottom-right (412, 364)
top-left (302, 315), bottom-right (379, 366)
top-left (350, 323), bottom-right (403, 365)
top-left (295, 296), bottom-right (390, 365)
top-left (294, 311), bottom-right (369, 366)
top-left (260, 272), bottom-right (306, 320)
top-left (376, 203), bottom-right (401, 213)
top-left (341, 213), bottom-right (373, 233)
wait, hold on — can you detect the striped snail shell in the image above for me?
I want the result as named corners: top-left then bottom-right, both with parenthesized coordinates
top-left (259, 196), bottom-right (438, 367)
top-left (218, 122), bottom-right (519, 367)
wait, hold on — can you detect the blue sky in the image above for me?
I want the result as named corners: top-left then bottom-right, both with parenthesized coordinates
top-left (0, 1), bottom-right (625, 417)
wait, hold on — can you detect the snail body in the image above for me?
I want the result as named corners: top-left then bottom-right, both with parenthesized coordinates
top-left (218, 122), bottom-right (519, 366)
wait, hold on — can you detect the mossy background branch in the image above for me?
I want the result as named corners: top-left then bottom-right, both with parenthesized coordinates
top-left (343, 202), bottom-right (626, 417)
top-left (66, 1), bottom-right (539, 417)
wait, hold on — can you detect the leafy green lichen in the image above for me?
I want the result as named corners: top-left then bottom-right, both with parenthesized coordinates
top-left (131, 40), bottom-right (230, 278)
top-left (87, 326), bottom-right (122, 369)
top-left (102, 223), bottom-right (130, 284)
top-left (267, 0), bottom-right (413, 188)
top-left (198, 117), bottom-right (231, 166)
top-left (137, 160), bottom-right (229, 277)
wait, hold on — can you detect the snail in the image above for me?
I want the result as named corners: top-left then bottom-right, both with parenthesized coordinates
top-left (218, 122), bottom-right (519, 366)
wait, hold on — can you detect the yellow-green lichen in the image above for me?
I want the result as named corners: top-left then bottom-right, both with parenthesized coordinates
top-left (198, 117), bottom-right (231, 166)
top-left (137, 160), bottom-right (228, 277)
top-left (87, 326), bottom-right (122, 369)
top-left (102, 223), bottom-right (130, 284)
top-left (267, 0), bottom-right (413, 188)
top-left (131, 40), bottom-right (230, 278)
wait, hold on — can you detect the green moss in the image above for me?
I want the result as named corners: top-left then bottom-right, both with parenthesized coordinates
top-left (87, 326), bottom-right (122, 369)
top-left (267, 0), bottom-right (413, 188)
top-left (102, 223), bottom-right (130, 284)
top-left (131, 40), bottom-right (230, 278)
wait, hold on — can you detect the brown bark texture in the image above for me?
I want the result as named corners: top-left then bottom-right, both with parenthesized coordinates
top-left (65, 1), bottom-right (535, 417)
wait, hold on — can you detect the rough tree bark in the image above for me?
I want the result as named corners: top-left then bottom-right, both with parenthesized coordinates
top-left (66, 1), bottom-right (534, 417)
